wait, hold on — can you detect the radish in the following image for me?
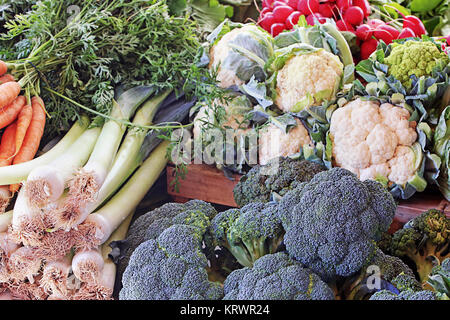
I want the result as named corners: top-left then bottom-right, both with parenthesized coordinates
top-left (306, 13), bottom-right (326, 25)
top-left (273, 5), bottom-right (295, 23)
top-left (286, 11), bottom-right (302, 29)
top-left (337, 0), bottom-right (352, 11)
top-left (259, 7), bottom-right (272, 18)
top-left (356, 24), bottom-right (373, 41)
top-left (287, 0), bottom-right (299, 9)
top-left (273, 1), bottom-right (289, 8)
top-left (297, 0), bottom-right (319, 15)
top-left (271, 23), bottom-right (286, 37)
top-left (344, 6), bottom-right (364, 26)
top-left (336, 19), bottom-right (355, 32)
top-left (403, 15), bottom-right (426, 37)
top-left (319, 3), bottom-right (334, 18)
top-left (373, 24), bottom-right (399, 44)
top-left (397, 27), bottom-right (415, 39)
top-left (259, 12), bottom-right (276, 30)
top-left (361, 38), bottom-right (378, 60)
top-left (367, 19), bottom-right (384, 29)
top-left (352, 0), bottom-right (370, 17)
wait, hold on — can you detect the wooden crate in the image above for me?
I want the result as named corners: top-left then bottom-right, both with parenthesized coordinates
top-left (167, 164), bottom-right (450, 227)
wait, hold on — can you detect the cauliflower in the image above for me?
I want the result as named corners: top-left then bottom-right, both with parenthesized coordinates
top-left (259, 118), bottom-right (312, 165)
top-left (274, 48), bottom-right (343, 112)
top-left (208, 23), bottom-right (273, 88)
top-left (329, 98), bottom-right (420, 187)
top-left (384, 40), bottom-right (450, 88)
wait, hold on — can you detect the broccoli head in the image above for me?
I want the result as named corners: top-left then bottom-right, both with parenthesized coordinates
top-left (120, 222), bottom-right (224, 300)
top-left (280, 168), bottom-right (397, 281)
top-left (370, 289), bottom-right (437, 300)
top-left (391, 273), bottom-right (422, 292)
top-left (233, 157), bottom-right (325, 207)
top-left (389, 209), bottom-right (450, 283)
top-left (115, 200), bottom-right (217, 281)
top-left (223, 252), bottom-right (335, 300)
top-left (211, 202), bottom-right (284, 268)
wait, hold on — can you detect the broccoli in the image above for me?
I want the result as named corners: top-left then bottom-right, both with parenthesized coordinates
top-left (338, 249), bottom-right (415, 300)
top-left (426, 258), bottom-right (450, 300)
top-left (370, 289), bottom-right (437, 300)
top-left (116, 200), bottom-right (218, 280)
top-left (223, 252), bottom-right (335, 300)
top-left (211, 202), bottom-right (284, 267)
top-left (388, 209), bottom-right (450, 283)
top-left (280, 168), bottom-right (397, 281)
top-left (120, 221), bottom-right (224, 300)
top-left (391, 273), bottom-right (422, 292)
top-left (233, 157), bottom-right (325, 207)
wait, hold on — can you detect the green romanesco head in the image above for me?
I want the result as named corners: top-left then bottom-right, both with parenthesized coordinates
top-left (384, 41), bottom-right (450, 88)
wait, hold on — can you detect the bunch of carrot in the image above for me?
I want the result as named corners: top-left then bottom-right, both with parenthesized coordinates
top-left (0, 60), bottom-right (46, 213)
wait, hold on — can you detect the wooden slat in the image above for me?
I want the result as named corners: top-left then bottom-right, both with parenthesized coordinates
top-left (167, 164), bottom-right (450, 228)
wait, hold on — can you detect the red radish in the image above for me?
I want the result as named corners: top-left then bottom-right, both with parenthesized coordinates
top-left (259, 12), bottom-right (276, 30)
top-left (273, 5), bottom-right (295, 23)
top-left (374, 24), bottom-right (400, 43)
top-left (367, 19), bottom-right (384, 28)
top-left (356, 24), bottom-right (373, 41)
top-left (403, 15), bottom-right (426, 36)
top-left (319, 3), bottom-right (334, 18)
top-left (337, 0), bottom-right (352, 11)
top-left (306, 13), bottom-right (326, 25)
top-left (336, 19), bottom-right (355, 32)
top-left (397, 27), bottom-right (415, 39)
top-left (297, 0), bottom-right (319, 15)
top-left (259, 7), bottom-right (272, 18)
top-left (344, 6), bottom-right (364, 25)
top-left (352, 0), bottom-right (371, 17)
top-left (271, 23), bottom-right (286, 37)
top-left (286, 11), bottom-right (302, 29)
top-left (273, 0), bottom-right (289, 8)
top-left (287, 0), bottom-right (299, 9)
top-left (361, 38), bottom-right (378, 60)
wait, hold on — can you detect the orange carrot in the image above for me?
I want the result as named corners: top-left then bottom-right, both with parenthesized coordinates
top-left (14, 103), bottom-right (32, 156)
top-left (0, 61), bottom-right (7, 77)
top-left (0, 82), bottom-right (21, 109)
top-left (10, 97), bottom-right (46, 194)
top-left (0, 74), bottom-right (14, 85)
top-left (0, 95), bottom-right (26, 130)
top-left (0, 122), bottom-right (17, 167)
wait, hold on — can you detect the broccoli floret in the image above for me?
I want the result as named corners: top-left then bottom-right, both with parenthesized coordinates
top-left (281, 168), bottom-right (397, 281)
top-left (120, 223), bottom-right (224, 300)
top-left (391, 273), bottom-right (422, 292)
top-left (389, 209), bottom-right (450, 283)
top-left (233, 157), bottom-right (325, 207)
top-left (338, 249), bottom-right (415, 300)
top-left (223, 252), bottom-right (335, 300)
top-left (211, 202), bottom-right (284, 267)
top-left (370, 289), bottom-right (437, 300)
top-left (427, 257), bottom-right (450, 300)
top-left (116, 200), bottom-right (217, 280)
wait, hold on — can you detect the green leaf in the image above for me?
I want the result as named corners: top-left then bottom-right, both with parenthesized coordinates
top-left (410, 0), bottom-right (443, 13)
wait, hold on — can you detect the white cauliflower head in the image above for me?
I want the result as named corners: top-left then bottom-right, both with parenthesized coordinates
top-left (258, 118), bottom-right (312, 165)
top-left (275, 48), bottom-right (343, 112)
top-left (209, 24), bottom-right (273, 89)
top-left (329, 98), bottom-right (419, 186)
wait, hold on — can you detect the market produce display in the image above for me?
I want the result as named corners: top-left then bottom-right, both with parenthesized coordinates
top-left (0, 0), bottom-right (448, 302)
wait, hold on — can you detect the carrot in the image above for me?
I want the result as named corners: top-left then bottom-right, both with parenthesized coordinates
top-left (0, 74), bottom-right (14, 85)
top-left (10, 97), bottom-right (46, 194)
top-left (0, 122), bottom-right (17, 167)
top-left (0, 95), bottom-right (26, 130)
top-left (14, 104), bottom-right (33, 156)
top-left (0, 81), bottom-right (21, 109)
top-left (0, 61), bottom-right (7, 77)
